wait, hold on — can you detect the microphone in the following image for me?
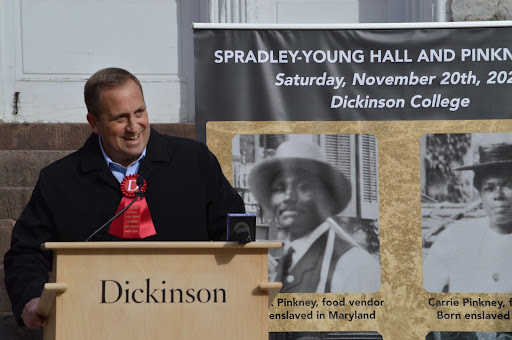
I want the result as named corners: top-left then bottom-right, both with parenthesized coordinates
top-left (226, 214), bottom-right (256, 244)
top-left (85, 176), bottom-right (145, 242)
top-left (234, 222), bottom-right (251, 244)
top-left (135, 175), bottom-right (145, 197)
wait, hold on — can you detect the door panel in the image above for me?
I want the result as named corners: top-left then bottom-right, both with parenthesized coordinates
top-left (2, 0), bottom-right (185, 122)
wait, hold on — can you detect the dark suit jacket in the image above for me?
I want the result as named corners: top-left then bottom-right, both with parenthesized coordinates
top-left (275, 230), bottom-right (354, 293)
top-left (3, 128), bottom-right (245, 325)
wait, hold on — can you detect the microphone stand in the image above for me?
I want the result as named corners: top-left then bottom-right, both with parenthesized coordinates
top-left (85, 177), bottom-right (145, 242)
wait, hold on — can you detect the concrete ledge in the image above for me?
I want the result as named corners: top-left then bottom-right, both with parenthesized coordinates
top-left (0, 123), bottom-right (195, 150)
top-left (0, 151), bottom-right (74, 187)
top-left (152, 123), bottom-right (195, 140)
top-left (0, 123), bottom-right (91, 151)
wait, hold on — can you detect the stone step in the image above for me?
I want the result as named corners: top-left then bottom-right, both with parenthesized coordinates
top-left (0, 123), bottom-right (195, 150)
top-left (0, 150), bottom-right (73, 187)
top-left (0, 188), bottom-right (32, 220)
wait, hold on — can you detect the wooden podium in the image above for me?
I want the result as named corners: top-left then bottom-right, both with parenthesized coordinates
top-left (37, 242), bottom-right (282, 340)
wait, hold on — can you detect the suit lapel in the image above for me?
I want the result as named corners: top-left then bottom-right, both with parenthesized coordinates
top-left (280, 232), bottom-right (329, 292)
top-left (98, 168), bottom-right (120, 190)
top-left (137, 128), bottom-right (173, 181)
top-left (79, 133), bottom-right (119, 190)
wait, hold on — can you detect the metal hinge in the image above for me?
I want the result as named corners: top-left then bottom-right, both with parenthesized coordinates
top-left (12, 91), bottom-right (20, 115)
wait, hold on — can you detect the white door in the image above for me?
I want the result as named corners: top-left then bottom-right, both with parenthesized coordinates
top-left (0, 0), bottom-right (193, 123)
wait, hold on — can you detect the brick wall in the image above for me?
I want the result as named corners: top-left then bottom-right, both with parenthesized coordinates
top-left (0, 123), bottom-right (194, 338)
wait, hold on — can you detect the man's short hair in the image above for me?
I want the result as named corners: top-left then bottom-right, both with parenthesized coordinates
top-left (84, 67), bottom-right (144, 118)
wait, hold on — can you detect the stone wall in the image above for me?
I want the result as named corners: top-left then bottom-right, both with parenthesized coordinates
top-left (450, 0), bottom-right (512, 20)
top-left (0, 123), bottom-right (194, 339)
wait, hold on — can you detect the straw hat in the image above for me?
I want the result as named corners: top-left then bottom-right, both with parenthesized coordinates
top-left (248, 141), bottom-right (351, 215)
top-left (455, 143), bottom-right (512, 171)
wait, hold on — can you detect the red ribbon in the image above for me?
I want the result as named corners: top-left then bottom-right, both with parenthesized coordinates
top-left (108, 174), bottom-right (156, 239)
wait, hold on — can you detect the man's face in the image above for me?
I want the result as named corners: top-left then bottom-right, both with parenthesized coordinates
top-left (270, 170), bottom-right (333, 240)
top-left (87, 79), bottom-right (150, 167)
top-left (479, 174), bottom-right (512, 234)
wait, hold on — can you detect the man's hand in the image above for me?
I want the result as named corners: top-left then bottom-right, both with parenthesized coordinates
top-left (21, 297), bottom-right (45, 328)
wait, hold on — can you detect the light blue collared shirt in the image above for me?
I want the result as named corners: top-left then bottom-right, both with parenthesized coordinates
top-left (98, 135), bottom-right (146, 183)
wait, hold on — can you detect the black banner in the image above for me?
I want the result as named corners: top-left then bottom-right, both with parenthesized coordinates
top-left (195, 25), bottom-right (512, 140)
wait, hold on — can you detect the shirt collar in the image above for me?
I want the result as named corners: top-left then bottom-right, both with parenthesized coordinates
top-left (98, 134), bottom-right (146, 169)
top-left (284, 221), bottom-right (330, 269)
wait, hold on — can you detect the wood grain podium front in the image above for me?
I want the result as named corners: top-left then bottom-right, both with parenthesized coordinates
top-left (37, 242), bottom-right (282, 340)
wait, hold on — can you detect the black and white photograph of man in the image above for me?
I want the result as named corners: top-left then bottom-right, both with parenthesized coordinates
top-left (269, 331), bottom-right (382, 340)
top-left (422, 133), bottom-right (512, 293)
top-left (233, 134), bottom-right (380, 293)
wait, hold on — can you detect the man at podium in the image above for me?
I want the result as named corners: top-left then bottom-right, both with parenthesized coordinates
top-left (3, 68), bottom-right (245, 328)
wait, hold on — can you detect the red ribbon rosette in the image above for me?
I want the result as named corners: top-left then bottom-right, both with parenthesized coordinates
top-left (108, 174), bottom-right (156, 239)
